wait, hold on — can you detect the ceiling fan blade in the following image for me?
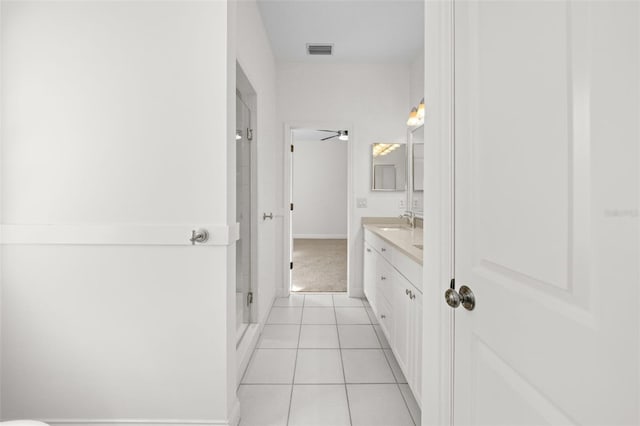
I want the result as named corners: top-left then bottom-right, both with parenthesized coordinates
top-left (317, 129), bottom-right (337, 133)
top-left (321, 135), bottom-right (337, 141)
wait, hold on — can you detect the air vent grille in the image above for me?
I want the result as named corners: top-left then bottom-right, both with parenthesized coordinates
top-left (307, 44), bottom-right (333, 56)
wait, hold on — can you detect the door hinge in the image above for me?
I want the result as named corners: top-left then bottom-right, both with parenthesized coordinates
top-left (247, 128), bottom-right (253, 141)
top-left (290, 262), bottom-right (294, 270)
top-left (291, 144), bottom-right (294, 152)
top-left (247, 291), bottom-right (253, 305)
top-left (290, 203), bottom-right (294, 211)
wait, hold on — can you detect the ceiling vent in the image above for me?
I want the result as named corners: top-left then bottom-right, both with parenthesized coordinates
top-left (307, 44), bottom-right (333, 56)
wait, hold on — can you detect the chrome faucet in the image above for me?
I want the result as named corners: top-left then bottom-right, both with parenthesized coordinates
top-left (401, 211), bottom-right (415, 229)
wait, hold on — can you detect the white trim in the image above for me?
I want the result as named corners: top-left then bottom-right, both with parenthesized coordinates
top-left (422, 0), bottom-right (454, 425)
top-left (283, 121), bottom-right (354, 298)
top-left (36, 420), bottom-right (230, 426)
top-left (292, 234), bottom-right (348, 239)
top-left (0, 223), bottom-right (239, 246)
top-left (228, 397), bottom-right (241, 426)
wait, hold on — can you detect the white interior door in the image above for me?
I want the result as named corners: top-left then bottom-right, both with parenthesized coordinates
top-left (453, 1), bottom-right (639, 425)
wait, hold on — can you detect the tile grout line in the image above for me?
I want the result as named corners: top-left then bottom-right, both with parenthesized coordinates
top-left (333, 294), bottom-right (354, 426)
top-left (371, 311), bottom-right (418, 426)
top-left (285, 294), bottom-right (305, 426)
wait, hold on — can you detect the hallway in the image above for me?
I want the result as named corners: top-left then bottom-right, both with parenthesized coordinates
top-left (238, 294), bottom-right (420, 426)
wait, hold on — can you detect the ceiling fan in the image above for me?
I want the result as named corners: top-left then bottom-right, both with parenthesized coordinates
top-left (318, 129), bottom-right (349, 141)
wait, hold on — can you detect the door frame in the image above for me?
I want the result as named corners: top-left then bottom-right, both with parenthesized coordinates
top-left (282, 121), bottom-right (354, 297)
top-left (422, 0), bottom-right (455, 424)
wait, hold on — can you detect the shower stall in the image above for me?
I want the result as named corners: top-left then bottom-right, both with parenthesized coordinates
top-left (235, 83), bottom-right (255, 344)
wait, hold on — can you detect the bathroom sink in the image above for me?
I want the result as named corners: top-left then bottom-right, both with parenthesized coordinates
top-left (413, 244), bottom-right (424, 250)
top-left (377, 224), bottom-right (408, 231)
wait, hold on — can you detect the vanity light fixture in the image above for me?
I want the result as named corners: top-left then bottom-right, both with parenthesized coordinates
top-left (338, 130), bottom-right (349, 141)
top-left (236, 130), bottom-right (243, 140)
top-left (407, 97), bottom-right (425, 127)
top-left (417, 98), bottom-right (425, 120)
top-left (407, 107), bottom-right (419, 127)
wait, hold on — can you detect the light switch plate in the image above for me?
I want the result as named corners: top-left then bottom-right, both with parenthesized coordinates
top-left (356, 198), bottom-right (368, 208)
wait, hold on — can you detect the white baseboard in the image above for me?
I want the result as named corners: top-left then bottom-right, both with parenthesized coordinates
top-left (236, 324), bottom-right (260, 384)
top-left (348, 287), bottom-right (365, 298)
top-left (292, 234), bottom-right (347, 239)
top-left (38, 420), bottom-right (230, 426)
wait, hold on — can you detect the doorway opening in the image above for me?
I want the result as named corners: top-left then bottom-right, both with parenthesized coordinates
top-left (288, 128), bottom-right (350, 293)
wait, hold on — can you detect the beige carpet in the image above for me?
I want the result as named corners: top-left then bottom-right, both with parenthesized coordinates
top-left (292, 239), bottom-right (347, 292)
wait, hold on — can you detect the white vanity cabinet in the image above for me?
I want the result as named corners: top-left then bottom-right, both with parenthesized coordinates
top-left (363, 242), bottom-right (377, 308)
top-left (394, 271), bottom-right (423, 403)
top-left (363, 228), bottom-right (423, 406)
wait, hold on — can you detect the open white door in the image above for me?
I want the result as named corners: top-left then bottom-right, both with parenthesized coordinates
top-left (452, 1), bottom-right (639, 424)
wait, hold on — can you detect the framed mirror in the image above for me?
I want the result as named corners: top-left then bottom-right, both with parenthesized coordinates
top-left (409, 126), bottom-right (424, 215)
top-left (371, 143), bottom-right (407, 191)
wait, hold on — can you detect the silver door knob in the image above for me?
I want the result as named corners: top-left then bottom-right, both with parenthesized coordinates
top-left (190, 229), bottom-right (209, 245)
top-left (444, 285), bottom-right (475, 311)
top-left (445, 288), bottom-right (460, 308)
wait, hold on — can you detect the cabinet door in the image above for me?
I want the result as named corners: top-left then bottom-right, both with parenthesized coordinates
top-left (393, 271), bottom-right (412, 377)
top-left (409, 288), bottom-right (423, 406)
top-left (363, 242), bottom-right (376, 307)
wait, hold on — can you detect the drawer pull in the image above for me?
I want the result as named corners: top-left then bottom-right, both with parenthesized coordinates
top-left (410, 293), bottom-right (416, 300)
top-left (381, 247), bottom-right (387, 252)
top-left (366, 248), bottom-right (372, 252)
top-left (381, 276), bottom-right (387, 281)
top-left (405, 289), bottom-right (410, 295)
top-left (381, 314), bottom-right (386, 319)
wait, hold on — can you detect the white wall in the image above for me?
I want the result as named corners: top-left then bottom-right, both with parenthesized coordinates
top-left (292, 138), bottom-right (348, 238)
top-left (277, 63), bottom-right (410, 296)
top-left (236, 0), bottom-right (279, 326)
top-left (409, 52), bottom-right (425, 106)
top-left (1, 2), bottom-right (237, 424)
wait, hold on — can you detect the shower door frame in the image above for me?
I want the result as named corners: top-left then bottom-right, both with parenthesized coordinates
top-left (235, 71), bottom-right (259, 344)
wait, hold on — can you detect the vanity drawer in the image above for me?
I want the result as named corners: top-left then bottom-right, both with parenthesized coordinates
top-left (364, 229), bottom-right (394, 262)
top-left (376, 259), bottom-right (395, 305)
top-left (392, 252), bottom-right (422, 292)
top-left (377, 295), bottom-right (394, 343)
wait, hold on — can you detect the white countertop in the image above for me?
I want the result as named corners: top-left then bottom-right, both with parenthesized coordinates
top-left (363, 223), bottom-right (424, 265)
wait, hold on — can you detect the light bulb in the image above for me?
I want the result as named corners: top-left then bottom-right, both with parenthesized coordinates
top-left (417, 98), bottom-right (425, 120)
top-left (407, 107), bottom-right (419, 126)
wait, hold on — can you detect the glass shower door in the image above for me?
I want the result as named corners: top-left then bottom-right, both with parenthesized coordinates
top-left (236, 92), bottom-right (252, 341)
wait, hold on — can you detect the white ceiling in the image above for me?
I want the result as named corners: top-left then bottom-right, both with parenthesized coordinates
top-left (256, 0), bottom-right (424, 63)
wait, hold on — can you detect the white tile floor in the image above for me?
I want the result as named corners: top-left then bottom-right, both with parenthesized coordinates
top-left (238, 293), bottom-right (421, 426)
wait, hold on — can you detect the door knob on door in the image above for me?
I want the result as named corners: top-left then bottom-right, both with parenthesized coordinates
top-left (445, 285), bottom-right (476, 311)
top-left (445, 288), bottom-right (460, 308)
top-left (190, 229), bottom-right (209, 245)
